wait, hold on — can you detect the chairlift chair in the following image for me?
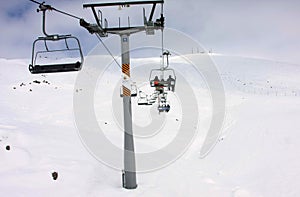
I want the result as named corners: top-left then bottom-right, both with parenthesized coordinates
top-left (138, 98), bottom-right (152, 105)
top-left (158, 103), bottom-right (170, 113)
top-left (29, 2), bottom-right (84, 74)
top-left (29, 35), bottom-right (84, 74)
top-left (149, 68), bottom-right (176, 92)
top-left (137, 91), bottom-right (152, 105)
top-left (131, 83), bottom-right (138, 97)
top-left (157, 91), bottom-right (170, 113)
top-left (148, 95), bottom-right (156, 104)
top-left (149, 92), bottom-right (158, 101)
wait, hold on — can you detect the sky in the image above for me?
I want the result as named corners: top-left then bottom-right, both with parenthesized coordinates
top-left (0, 0), bottom-right (300, 64)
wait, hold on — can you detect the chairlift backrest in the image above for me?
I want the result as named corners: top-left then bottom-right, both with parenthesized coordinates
top-left (149, 68), bottom-right (176, 81)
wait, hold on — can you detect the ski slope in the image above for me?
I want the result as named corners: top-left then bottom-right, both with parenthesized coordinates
top-left (0, 54), bottom-right (300, 197)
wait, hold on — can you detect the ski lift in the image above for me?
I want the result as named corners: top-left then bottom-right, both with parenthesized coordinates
top-left (149, 92), bottom-right (158, 102)
top-left (149, 68), bottom-right (176, 92)
top-left (148, 99), bottom-right (156, 104)
top-left (147, 44), bottom-right (174, 113)
top-left (137, 91), bottom-right (152, 105)
top-left (149, 51), bottom-right (176, 91)
top-left (29, 35), bottom-right (84, 74)
top-left (157, 92), bottom-right (170, 113)
top-left (29, 2), bottom-right (84, 74)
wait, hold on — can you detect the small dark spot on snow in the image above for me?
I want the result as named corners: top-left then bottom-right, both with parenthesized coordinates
top-left (33, 80), bottom-right (41, 84)
top-left (5, 145), bottom-right (10, 151)
top-left (13, 87), bottom-right (16, 89)
top-left (29, 89), bottom-right (32, 92)
top-left (176, 119), bottom-right (179, 121)
top-left (42, 80), bottom-right (50, 85)
top-left (52, 171), bottom-right (58, 180)
top-left (105, 122), bottom-right (108, 125)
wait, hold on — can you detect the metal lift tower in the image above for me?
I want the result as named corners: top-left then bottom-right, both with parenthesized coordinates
top-left (81, 0), bottom-right (165, 189)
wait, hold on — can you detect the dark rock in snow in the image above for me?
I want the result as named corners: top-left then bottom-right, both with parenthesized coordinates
top-left (52, 172), bottom-right (58, 180)
top-left (33, 80), bottom-right (41, 84)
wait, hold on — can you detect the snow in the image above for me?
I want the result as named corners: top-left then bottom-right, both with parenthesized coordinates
top-left (0, 54), bottom-right (300, 196)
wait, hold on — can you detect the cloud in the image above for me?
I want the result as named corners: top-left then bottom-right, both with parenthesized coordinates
top-left (165, 0), bottom-right (300, 63)
top-left (0, 0), bottom-right (96, 60)
top-left (0, 0), bottom-right (300, 64)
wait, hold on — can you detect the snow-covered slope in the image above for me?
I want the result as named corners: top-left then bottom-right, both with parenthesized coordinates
top-left (0, 54), bottom-right (300, 197)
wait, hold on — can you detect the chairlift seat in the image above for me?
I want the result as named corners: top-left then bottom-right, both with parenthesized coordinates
top-left (29, 61), bottom-right (82, 74)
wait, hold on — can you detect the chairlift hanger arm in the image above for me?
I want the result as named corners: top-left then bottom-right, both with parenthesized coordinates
top-left (29, 0), bottom-right (84, 38)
